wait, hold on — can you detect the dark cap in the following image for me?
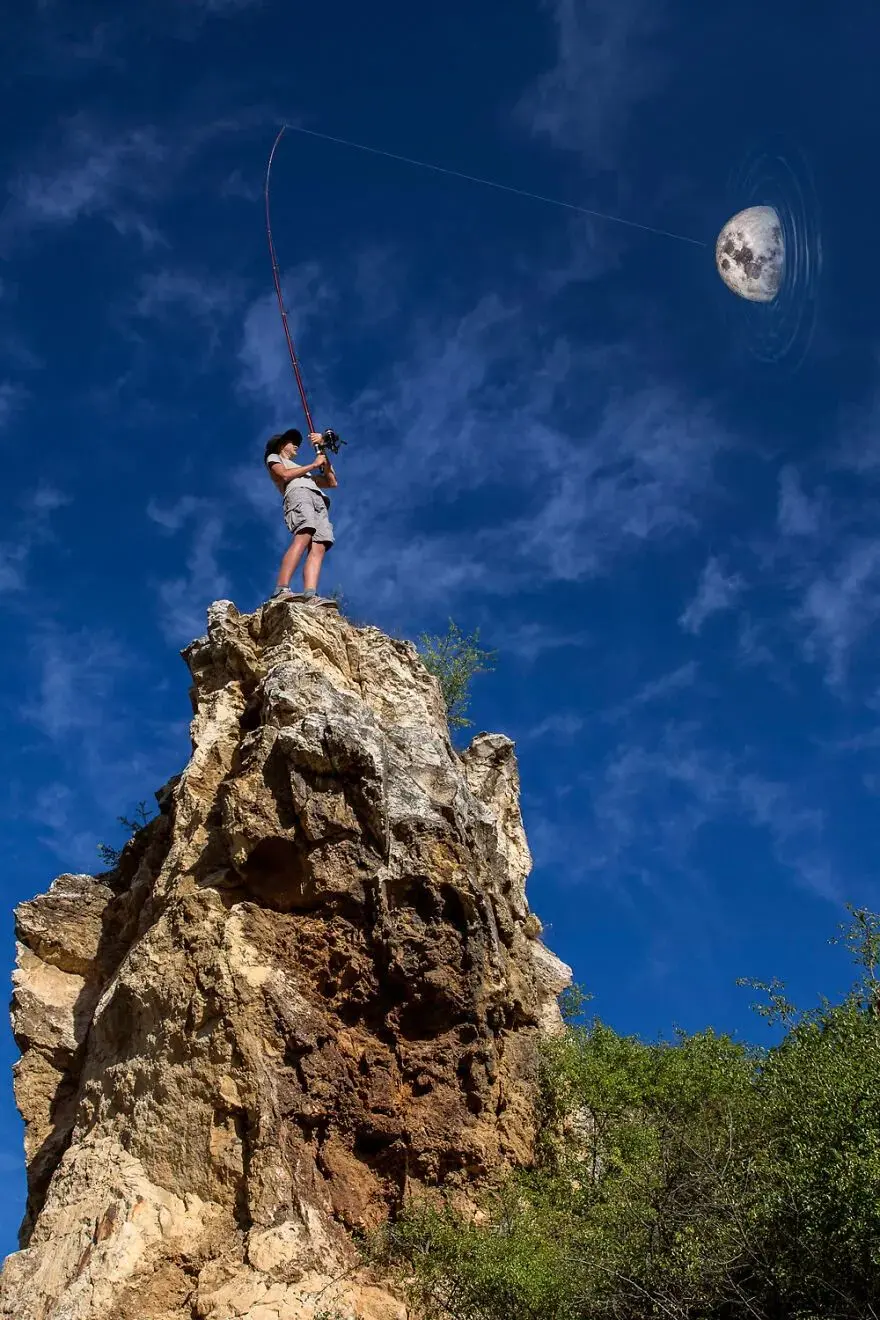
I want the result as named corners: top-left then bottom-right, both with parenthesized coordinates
top-left (264, 429), bottom-right (303, 465)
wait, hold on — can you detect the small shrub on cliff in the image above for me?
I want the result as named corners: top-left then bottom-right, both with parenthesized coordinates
top-left (417, 620), bottom-right (496, 730)
top-left (382, 906), bottom-right (880, 1319)
top-left (97, 800), bottom-right (155, 868)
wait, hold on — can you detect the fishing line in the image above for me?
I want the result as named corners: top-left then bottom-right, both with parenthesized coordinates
top-left (264, 120), bottom-right (707, 429)
top-left (284, 123), bottom-right (707, 249)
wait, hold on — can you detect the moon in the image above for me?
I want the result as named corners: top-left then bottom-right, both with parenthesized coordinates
top-left (715, 205), bottom-right (784, 303)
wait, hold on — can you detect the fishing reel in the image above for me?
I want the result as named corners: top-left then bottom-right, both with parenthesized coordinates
top-left (314, 428), bottom-right (346, 456)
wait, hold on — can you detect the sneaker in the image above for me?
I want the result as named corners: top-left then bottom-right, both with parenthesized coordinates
top-left (306, 594), bottom-right (339, 610)
top-left (270, 586), bottom-right (295, 601)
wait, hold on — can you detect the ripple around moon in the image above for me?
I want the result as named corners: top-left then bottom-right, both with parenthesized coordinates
top-left (722, 144), bottom-right (822, 369)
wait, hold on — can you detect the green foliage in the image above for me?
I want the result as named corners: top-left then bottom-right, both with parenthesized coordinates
top-left (558, 983), bottom-right (594, 1025)
top-left (417, 620), bottom-right (496, 730)
top-left (831, 902), bottom-right (880, 1009)
top-left (96, 800), bottom-right (155, 869)
top-left (382, 907), bottom-right (880, 1319)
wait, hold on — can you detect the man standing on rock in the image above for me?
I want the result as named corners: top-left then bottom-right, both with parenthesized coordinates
top-left (264, 428), bottom-right (338, 605)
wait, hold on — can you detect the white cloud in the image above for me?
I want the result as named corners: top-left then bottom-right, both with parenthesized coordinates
top-left (736, 614), bottom-right (788, 682)
top-left (26, 628), bottom-right (128, 742)
top-left (25, 485), bottom-right (70, 514)
top-left (21, 623), bottom-right (189, 868)
top-left (0, 381), bottom-right (27, 431)
top-left (8, 118), bottom-right (166, 245)
top-left (135, 269), bottom-right (243, 332)
top-left (147, 495), bottom-right (206, 532)
top-left (0, 481), bottom-right (70, 595)
top-left (518, 0), bottom-right (668, 167)
top-left (571, 721), bottom-right (841, 903)
top-left (679, 556), bottom-right (744, 635)
top-left (31, 781), bottom-right (100, 868)
top-left (4, 111), bottom-right (260, 254)
top-left (605, 661), bottom-right (699, 723)
top-left (220, 169), bottom-right (263, 202)
top-left (0, 544), bottom-right (27, 594)
top-left (237, 264), bottom-right (337, 415)
top-left (523, 710), bottom-right (586, 741)
top-left (504, 383), bottom-right (731, 582)
top-left (155, 506), bottom-right (231, 643)
top-left (777, 465), bottom-right (823, 538)
top-left (797, 538), bottom-right (880, 688)
top-left (490, 619), bottom-right (592, 664)
top-left (735, 774), bottom-right (838, 902)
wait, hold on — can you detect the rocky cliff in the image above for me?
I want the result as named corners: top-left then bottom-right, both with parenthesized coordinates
top-left (2, 600), bottom-right (571, 1320)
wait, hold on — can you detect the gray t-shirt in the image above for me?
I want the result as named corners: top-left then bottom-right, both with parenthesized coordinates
top-left (265, 453), bottom-right (321, 501)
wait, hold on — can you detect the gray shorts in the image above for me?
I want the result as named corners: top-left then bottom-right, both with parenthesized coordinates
top-left (283, 489), bottom-right (334, 546)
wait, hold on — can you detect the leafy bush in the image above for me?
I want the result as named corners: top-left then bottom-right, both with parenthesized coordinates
top-left (381, 907), bottom-right (880, 1319)
top-left (417, 620), bottom-right (496, 730)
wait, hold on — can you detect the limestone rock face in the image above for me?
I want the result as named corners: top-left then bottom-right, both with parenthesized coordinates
top-left (2, 601), bottom-right (571, 1320)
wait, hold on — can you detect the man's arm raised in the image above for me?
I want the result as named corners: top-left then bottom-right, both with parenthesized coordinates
top-left (305, 433), bottom-right (338, 489)
top-left (267, 453), bottom-right (328, 487)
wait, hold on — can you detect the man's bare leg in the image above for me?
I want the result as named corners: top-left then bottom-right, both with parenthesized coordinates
top-left (276, 533), bottom-right (312, 591)
top-left (302, 541), bottom-right (327, 594)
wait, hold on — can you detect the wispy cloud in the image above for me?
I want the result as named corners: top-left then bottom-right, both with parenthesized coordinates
top-left (728, 455), bottom-right (880, 694)
top-left (0, 545), bottom-right (27, 594)
top-left (777, 465), bottom-right (824, 538)
top-left (679, 556), bottom-right (744, 635)
top-left (4, 110), bottom-right (262, 255)
top-left (152, 501), bottom-right (231, 642)
top-left (0, 483), bottom-right (70, 595)
top-left (756, 374), bottom-right (880, 692)
top-left (517, 0), bottom-right (668, 167)
top-left (797, 538), bottom-right (880, 689)
top-left (605, 661), bottom-right (700, 724)
top-left (26, 485), bottom-right (69, 515)
top-left (237, 263), bottom-right (346, 418)
top-left (492, 619), bottom-right (592, 664)
top-left (26, 14), bottom-right (126, 77)
top-left (133, 268), bottom-right (245, 363)
top-left (25, 628), bottom-right (128, 741)
top-left (504, 382), bottom-right (731, 582)
top-left (523, 710), bottom-right (586, 742)
top-left (735, 774), bottom-right (838, 902)
top-left (568, 721), bottom-right (841, 903)
top-left (147, 495), bottom-right (206, 532)
top-left (20, 624), bottom-right (187, 866)
top-left (7, 118), bottom-right (167, 247)
top-left (30, 781), bottom-right (100, 869)
top-left (0, 382), bottom-right (26, 431)
top-left (135, 268), bottom-right (243, 327)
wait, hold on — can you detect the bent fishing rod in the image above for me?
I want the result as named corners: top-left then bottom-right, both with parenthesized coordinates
top-left (265, 125), bottom-right (344, 455)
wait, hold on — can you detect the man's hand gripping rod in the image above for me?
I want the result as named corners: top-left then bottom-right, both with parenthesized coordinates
top-left (313, 428), bottom-right (346, 457)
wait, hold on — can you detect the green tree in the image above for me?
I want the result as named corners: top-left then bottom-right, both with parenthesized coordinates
top-left (380, 907), bottom-right (880, 1319)
top-left (417, 620), bottom-right (496, 730)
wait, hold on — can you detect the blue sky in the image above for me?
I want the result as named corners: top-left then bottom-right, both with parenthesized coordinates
top-left (2, 0), bottom-right (879, 1249)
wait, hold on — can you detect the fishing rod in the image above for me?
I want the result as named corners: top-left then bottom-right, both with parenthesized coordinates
top-left (264, 125), bottom-right (344, 455)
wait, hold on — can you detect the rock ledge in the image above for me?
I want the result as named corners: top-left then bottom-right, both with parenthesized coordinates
top-left (2, 600), bottom-right (571, 1320)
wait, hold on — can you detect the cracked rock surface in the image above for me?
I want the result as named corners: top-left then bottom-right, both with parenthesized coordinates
top-left (2, 600), bottom-right (572, 1320)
